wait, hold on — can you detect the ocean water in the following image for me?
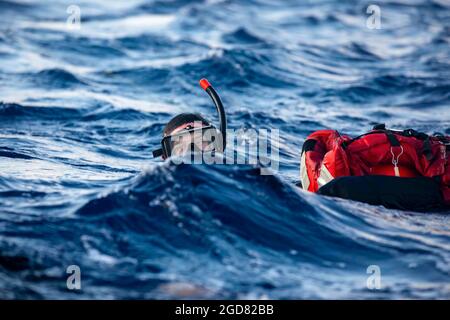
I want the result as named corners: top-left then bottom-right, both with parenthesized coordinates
top-left (0, 0), bottom-right (450, 299)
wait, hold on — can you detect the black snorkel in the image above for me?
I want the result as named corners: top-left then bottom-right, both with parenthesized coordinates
top-left (152, 78), bottom-right (227, 158)
top-left (199, 78), bottom-right (227, 151)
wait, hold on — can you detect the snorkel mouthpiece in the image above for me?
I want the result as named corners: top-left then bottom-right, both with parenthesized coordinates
top-left (199, 78), bottom-right (227, 151)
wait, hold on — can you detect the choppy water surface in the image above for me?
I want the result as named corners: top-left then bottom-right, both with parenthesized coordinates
top-left (0, 0), bottom-right (449, 299)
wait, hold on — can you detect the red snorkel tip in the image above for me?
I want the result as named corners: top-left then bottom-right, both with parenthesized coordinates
top-left (199, 78), bottom-right (211, 90)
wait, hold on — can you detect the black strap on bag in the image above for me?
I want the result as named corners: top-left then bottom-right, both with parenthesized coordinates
top-left (422, 137), bottom-right (433, 161)
top-left (341, 127), bottom-right (400, 149)
top-left (385, 130), bottom-right (401, 147)
top-left (301, 139), bottom-right (317, 155)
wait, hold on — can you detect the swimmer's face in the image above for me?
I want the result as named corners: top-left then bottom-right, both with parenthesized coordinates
top-left (164, 122), bottom-right (217, 159)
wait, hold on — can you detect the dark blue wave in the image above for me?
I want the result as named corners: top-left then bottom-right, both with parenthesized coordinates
top-left (3, 163), bottom-right (448, 299)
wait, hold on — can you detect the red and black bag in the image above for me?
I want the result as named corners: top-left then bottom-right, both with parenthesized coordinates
top-left (299, 124), bottom-right (450, 205)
